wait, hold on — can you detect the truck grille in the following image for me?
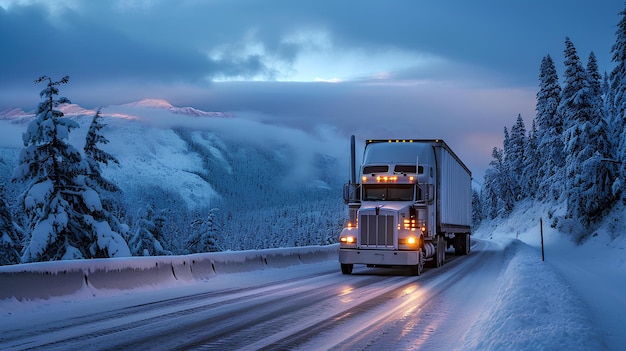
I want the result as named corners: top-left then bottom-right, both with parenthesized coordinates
top-left (359, 214), bottom-right (395, 248)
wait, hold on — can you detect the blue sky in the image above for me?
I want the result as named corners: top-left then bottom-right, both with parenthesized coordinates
top-left (0, 0), bottom-right (623, 181)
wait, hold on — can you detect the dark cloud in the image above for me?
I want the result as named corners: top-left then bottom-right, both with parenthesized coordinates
top-left (1, 0), bottom-right (624, 180)
top-left (0, 6), bottom-right (211, 84)
top-left (309, 0), bottom-right (620, 85)
top-left (1, 1), bottom-right (621, 91)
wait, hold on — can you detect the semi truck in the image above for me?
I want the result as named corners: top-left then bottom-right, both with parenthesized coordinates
top-left (339, 137), bottom-right (472, 276)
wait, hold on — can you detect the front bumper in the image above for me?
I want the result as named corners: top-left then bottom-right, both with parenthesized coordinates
top-left (339, 248), bottom-right (420, 266)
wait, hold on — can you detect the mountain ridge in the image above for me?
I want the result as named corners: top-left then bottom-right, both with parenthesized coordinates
top-left (0, 99), bottom-right (346, 252)
top-left (0, 98), bottom-right (233, 120)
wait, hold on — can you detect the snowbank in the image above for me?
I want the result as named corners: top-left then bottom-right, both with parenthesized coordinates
top-left (0, 245), bottom-right (338, 301)
top-left (468, 199), bottom-right (624, 350)
top-left (462, 239), bottom-right (606, 350)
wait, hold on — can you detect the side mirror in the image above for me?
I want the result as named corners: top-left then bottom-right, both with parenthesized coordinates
top-left (343, 183), bottom-right (360, 204)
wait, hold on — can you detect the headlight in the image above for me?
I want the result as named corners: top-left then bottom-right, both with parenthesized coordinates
top-left (398, 236), bottom-right (419, 246)
top-left (340, 236), bottom-right (356, 244)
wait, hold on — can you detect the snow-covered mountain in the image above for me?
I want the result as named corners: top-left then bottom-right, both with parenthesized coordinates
top-left (0, 99), bottom-right (232, 120)
top-left (0, 100), bottom-right (348, 252)
top-left (0, 108), bottom-right (31, 119)
top-left (121, 98), bottom-right (233, 118)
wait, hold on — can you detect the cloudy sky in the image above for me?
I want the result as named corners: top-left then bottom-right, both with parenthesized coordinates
top-left (0, 0), bottom-right (623, 181)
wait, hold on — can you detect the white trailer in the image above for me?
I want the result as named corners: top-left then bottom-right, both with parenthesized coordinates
top-left (339, 137), bottom-right (472, 275)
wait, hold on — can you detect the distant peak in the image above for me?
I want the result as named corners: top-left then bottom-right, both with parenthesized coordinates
top-left (122, 99), bottom-right (233, 118)
top-left (0, 107), bottom-right (29, 118)
top-left (123, 99), bottom-right (174, 109)
top-left (58, 104), bottom-right (96, 116)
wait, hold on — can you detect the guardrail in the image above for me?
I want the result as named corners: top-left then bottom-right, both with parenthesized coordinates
top-left (0, 244), bottom-right (339, 301)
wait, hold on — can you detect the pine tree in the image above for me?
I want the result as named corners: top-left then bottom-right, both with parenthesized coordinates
top-left (500, 127), bottom-right (516, 213)
top-left (129, 204), bottom-right (171, 256)
top-left (84, 108), bottom-right (120, 192)
top-left (522, 119), bottom-right (539, 199)
top-left (481, 147), bottom-right (509, 219)
top-left (84, 108), bottom-right (126, 235)
top-left (535, 55), bottom-right (563, 201)
top-left (611, 5), bottom-right (626, 181)
top-left (508, 114), bottom-right (527, 200)
top-left (560, 41), bottom-right (615, 224)
top-left (603, 70), bottom-right (618, 141)
top-left (0, 189), bottom-right (22, 266)
top-left (587, 52), bottom-right (618, 210)
top-left (12, 76), bottom-right (130, 262)
top-left (185, 208), bottom-right (221, 253)
top-left (471, 189), bottom-right (483, 226)
top-left (502, 127), bottom-right (511, 161)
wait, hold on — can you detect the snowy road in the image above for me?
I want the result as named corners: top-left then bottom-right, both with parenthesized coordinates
top-left (1, 239), bottom-right (503, 351)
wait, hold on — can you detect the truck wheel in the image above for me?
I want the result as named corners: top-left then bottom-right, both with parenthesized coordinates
top-left (436, 235), bottom-right (445, 267)
top-left (341, 263), bottom-right (353, 275)
top-left (410, 249), bottom-right (424, 276)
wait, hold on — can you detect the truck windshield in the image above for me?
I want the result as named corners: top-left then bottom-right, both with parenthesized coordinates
top-left (362, 184), bottom-right (414, 201)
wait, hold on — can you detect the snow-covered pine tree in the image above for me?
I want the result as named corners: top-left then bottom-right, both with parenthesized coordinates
top-left (185, 208), bottom-right (221, 253)
top-left (560, 40), bottom-right (615, 225)
top-left (481, 147), bottom-right (507, 219)
top-left (500, 127), bottom-right (516, 213)
top-left (0, 188), bottom-right (22, 265)
top-left (508, 114), bottom-right (527, 200)
top-left (522, 119), bottom-right (539, 199)
top-left (611, 5), bottom-right (626, 185)
top-left (602, 70), bottom-right (618, 141)
top-left (588, 52), bottom-right (603, 99)
top-left (502, 126), bottom-right (510, 161)
top-left (13, 76), bottom-right (130, 262)
top-left (535, 54), bottom-right (563, 201)
top-left (586, 52), bottom-right (618, 210)
top-left (84, 108), bottom-right (127, 236)
top-left (471, 189), bottom-right (483, 226)
top-left (129, 204), bottom-right (171, 256)
top-left (84, 108), bottom-right (120, 192)
top-left (560, 38), bottom-right (589, 220)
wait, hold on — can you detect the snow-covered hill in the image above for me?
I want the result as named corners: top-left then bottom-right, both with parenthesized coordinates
top-left (0, 100), bottom-right (349, 253)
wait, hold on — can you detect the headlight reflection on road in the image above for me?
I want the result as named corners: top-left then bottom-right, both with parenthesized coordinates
top-left (402, 284), bottom-right (417, 295)
top-left (339, 286), bottom-right (354, 303)
top-left (398, 283), bottom-right (442, 347)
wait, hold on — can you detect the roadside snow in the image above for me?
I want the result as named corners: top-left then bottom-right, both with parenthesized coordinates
top-left (463, 238), bottom-right (606, 350)
top-left (469, 200), bottom-right (624, 350)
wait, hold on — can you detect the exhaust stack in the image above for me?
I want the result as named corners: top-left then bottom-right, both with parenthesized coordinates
top-left (350, 135), bottom-right (356, 185)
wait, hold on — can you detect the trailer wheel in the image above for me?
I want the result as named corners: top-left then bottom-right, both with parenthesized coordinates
top-left (454, 233), bottom-right (470, 255)
top-left (341, 263), bottom-right (353, 275)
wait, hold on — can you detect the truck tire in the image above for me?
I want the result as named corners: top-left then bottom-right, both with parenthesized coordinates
top-left (436, 235), bottom-right (445, 267)
top-left (341, 263), bottom-right (353, 275)
top-left (409, 249), bottom-right (424, 276)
